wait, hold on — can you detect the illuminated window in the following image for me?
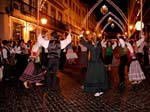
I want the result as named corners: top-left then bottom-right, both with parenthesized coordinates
top-left (51, 6), bottom-right (56, 18)
top-left (13, 22), bottom-right (23, 40)
top-left (41, 2), bottom-right (48, 14)
top-left (58, 12), bottom-right (62, 22)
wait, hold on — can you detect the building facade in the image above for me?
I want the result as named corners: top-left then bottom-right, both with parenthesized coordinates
top-left (0, 0), bottom-right (97, 45)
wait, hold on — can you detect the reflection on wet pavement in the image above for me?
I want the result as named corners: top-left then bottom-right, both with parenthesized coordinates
top-left (0, 64), bottom-right (150, 112)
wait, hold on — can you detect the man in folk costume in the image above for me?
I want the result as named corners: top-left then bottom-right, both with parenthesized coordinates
top-left (117, 33), bottom-right (128, 87)
top-left (79, 30), bottom-right (109, 97)
top-left (32, 30), bottom-right (72, 91)
top-left (1, 40), bottom-right (12, 81)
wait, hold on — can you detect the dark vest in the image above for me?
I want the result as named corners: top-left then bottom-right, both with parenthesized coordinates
top-left (47, 40), bottom-right (61, 59)
top-left (2, 46), bottom-right (10, 59)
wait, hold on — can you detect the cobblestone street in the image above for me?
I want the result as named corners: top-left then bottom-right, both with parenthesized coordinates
top-left (0, 64), bottom-right (150, 112)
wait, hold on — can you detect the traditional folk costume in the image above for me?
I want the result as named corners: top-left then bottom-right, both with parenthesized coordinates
top-left (1, 40), bottom-right (12, 81)
top-left (117, 37), bottom-right (128, 87)
top-left (78, 42), bottom-right (88, 70)
top-left (79, 35), bottom-right (109, 96)
top-left (66, 43), bottom-right (78, 64)
top-left (101, 39), bottom-right (117, 71)
top-left (19, 44), bottom-right (46, 88)
top-left (32, 32), bottom-right (72, 91)
top-left (126, 41), bottom-right (146, 84)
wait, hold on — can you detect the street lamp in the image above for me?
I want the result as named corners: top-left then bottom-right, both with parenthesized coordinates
top-left (86, 30), bottom-right (90, 35)
top-left (41, 18), bottom-right (47, 25)
top-left (129, 25), bottom-right (133, 30)
top-left (135, 21), bottom-right (144, 31)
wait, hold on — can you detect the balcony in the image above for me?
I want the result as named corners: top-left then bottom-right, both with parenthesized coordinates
top-left (12, 0), bottom-right (67, 32)
top-left (65, 22), bottom-right (80, 35)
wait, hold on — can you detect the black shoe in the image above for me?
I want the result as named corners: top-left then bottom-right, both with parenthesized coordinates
top-left (118, 82), bottom-right (125, 88)
top-left (46, 88), bottom-right (51, 94)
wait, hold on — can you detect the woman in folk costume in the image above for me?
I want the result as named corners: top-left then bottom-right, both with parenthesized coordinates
top-left (19, 41), bottom-right (46, 88)
top-left (66, 42), bottom-right (78, 64)
top-left (31, 30), bottom-right (72, 91)
top-left (78, 41), bottom-right (88, 70)
top-left (79, 31), bottom-right (109, 97)
top-left (101, 38), bottom-right (117, 71)
top-left (126, 38), bottom-right (146, 84)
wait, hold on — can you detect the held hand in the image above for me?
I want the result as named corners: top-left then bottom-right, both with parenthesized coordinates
top-left (69, 29), bottom-right (72, 34)
top-left (80, 30), bottom-right (84, 35)
top-left (117, 33), bottom-right (121, 38)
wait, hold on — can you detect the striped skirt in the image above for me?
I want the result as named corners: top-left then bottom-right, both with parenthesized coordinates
top-left (19, 61), bottom-right (46, 83)
top-left (128, 59), bottom-right (145, 82)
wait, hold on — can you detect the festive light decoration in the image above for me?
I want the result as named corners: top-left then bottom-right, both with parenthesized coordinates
top-left (106, 0), bottom-right (127, 24)
top-left (98, 33), bottom-right (102, 37)
top-left (102, 19), bottom-right (124, 32)
top-left (82, 0), bottom-right (127, 28)
top-left (95, 12), bottom-right (125, 31)
top-left (135, 21), bottom-right (144, 31)
top-left (41, 18), bottom-right (47, 25)
top-left (100, 5), bottom-right (108, 15)
top-left (82, 0), bottom-right (103, 27)
top-left (108, 17), bottom-right (112, 23)
top-left (129, 25), bottom-right (133, 30)
top-left (86, 30), bottom-right (90, 35)
top-left (111, 23), bottom-right (115, 28)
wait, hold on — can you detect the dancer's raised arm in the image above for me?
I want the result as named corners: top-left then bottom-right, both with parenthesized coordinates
top-left (60, 29), bottom-right (72, 49)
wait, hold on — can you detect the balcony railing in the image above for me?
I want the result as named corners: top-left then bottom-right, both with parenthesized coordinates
top-left (65, 22), bottom-right (81, 35)
top-left (12, 0), bottom-right (67, 31)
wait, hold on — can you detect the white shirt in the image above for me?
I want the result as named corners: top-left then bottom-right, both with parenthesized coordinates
top-left (78, 43), bottom-right (87, 52)
top-left (32, 33), bottom-right (72, 52)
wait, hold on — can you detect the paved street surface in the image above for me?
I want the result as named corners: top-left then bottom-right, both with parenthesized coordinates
top-left (0, 63), bottom-right (150, 112)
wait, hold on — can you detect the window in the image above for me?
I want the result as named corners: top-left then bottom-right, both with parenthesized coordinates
top-left (79, 9), bottom-right (80, 16)
top-left (65, 0), bottom-right (68, 4)
top-left (69, 0), bottom-right (71, 7)
top-left (58, 12), bottom-right (62, 22)
top-left (30, 31), bottom-right (36, 41)
top-left (41, 2), bottom-right (48, 14)
top-left (13, 22), bottom-right (23, 40)
top-left (51, 6), bottom-right (56, 18)
top-left (73, 3), bottom-right (75, 11)
top-left (30, 0), bottom-right (37, 8)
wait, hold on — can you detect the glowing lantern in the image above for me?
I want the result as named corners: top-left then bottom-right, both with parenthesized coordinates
top-left (108, 17), bottom-right (112, 23)
top-left (100, 5), bottom-right (108, 15)
top-left (98, 33), bottom-right (102, 37)
top-left (86, 30), bottom-right (90, 35)
top-left (111, 23), bottom-right (115, 28)
top-left (135, 21), bottom-right (144, 31)
top-left (41, 18), bottom-right (47, 25)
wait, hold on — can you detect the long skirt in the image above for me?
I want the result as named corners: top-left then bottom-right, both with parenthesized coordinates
top-left (84, 60), bottom-right (109, 93)
top-left (128, 59), bottom-right (145, 82)
top-left (80, 51), bottom-right (88, 65)
top-left (66, 52), bottom-right (78, 60)
top-left (19, 61), bottom-right (46, 83)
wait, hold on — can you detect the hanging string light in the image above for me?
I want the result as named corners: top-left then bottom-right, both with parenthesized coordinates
top-left (108, 17), bottom-right (112, 23)
top-left (100, 5), bottom-right (108, 15)
top-left (111, 23), bottom-right (115, 28)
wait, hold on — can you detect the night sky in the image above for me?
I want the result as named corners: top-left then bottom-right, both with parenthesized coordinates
top-left (79, 0), bottom-right (128, 33)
